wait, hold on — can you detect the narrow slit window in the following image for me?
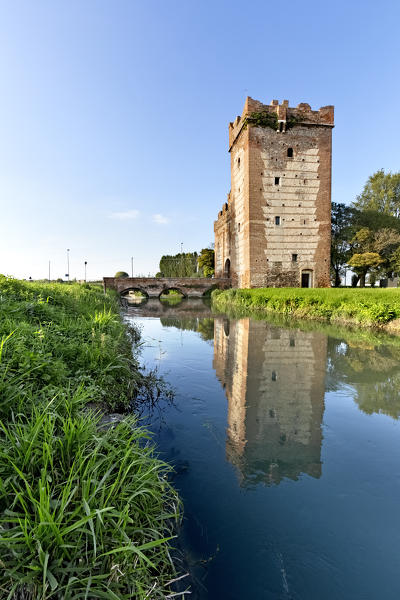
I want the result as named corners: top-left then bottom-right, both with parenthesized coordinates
top-left (292, 253), bottom-right (298, 262)
top-left (287, 147), bottom-right (293, 158)
top-left (279, 122), bottom-right (284, 132)
top-left (290, 337), bottom-right (295, 347)
top-left (238, 157), bottom-right (240, 167)
top-left (272, 371), bottom-right (277, 381)
top-left (238, 222), bottom-right (241, 232)
top-left (275, 216), bottom-right (280, 226)
top-left (274, 177), bottom-right (280, 185)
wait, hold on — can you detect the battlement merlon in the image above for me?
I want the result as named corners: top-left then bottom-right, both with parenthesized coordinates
top-left (228, 97), bottom-right (334, 151)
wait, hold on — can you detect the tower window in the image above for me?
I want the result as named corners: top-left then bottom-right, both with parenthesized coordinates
top-left (274, 177), bottom-right (280, 185)
top-left (292, 253), bottom-right (298, 262)
top-left (287, 147), bottom-right (293, 158)
top-left (238, 222), bottom-right (241, 232)
top-left (279, 122), bottom-right (284, 132)
top-left (275, 216), bottom-right (280, 226)
top-left (272, 371), bottom-right (277, 381)
top-left (238, 157), bottom-right (240, 167)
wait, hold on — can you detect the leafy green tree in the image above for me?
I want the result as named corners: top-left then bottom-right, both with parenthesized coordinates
top-left (159, 253), bottom-right (198, 277)
top-left (373, 228), bottom-right (400, 276)
top-left (348, 252), bottom-right (383, 287)
top-left (198, 248), bottom-right (215, 278)
top-left (115, 271), bottom-right (129, 278)
top-left (351, 207), bottom-right (400, 233)
top-left (331, 202), bottom-right (353, 286)
top-left (347, 227), bottom-right (400, 284)
top-left (353, 169), bottom-right (400, 217)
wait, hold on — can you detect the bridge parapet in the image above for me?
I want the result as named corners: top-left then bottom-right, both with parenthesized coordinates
top-left (103, 277), bottom-right (231, 298)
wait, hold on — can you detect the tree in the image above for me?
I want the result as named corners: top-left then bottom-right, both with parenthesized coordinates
top-left (330, 202), bottom-right (353, 286)
top-left (198, 248), bottom-right (215, 278)
top-left (115, 271), bottom-right (129, 278)
top-left (159, 253), bottom-right (198, 277)
top-left (347, 227), bottom-right (400, 285)
top-left (351, 207), bottom-right (400, 233)
top-left (373, 228), bottom-right (400, 276)
top-left (348, 252), bottom-right (383, 287)
top-left (353, 169), bottom-right (400, 218)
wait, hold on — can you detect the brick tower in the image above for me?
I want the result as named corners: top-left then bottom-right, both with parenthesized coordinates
top-left (214, 97), bottom-right (334, 288)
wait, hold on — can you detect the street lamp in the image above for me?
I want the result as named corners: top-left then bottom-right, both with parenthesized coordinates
top-left (131, 256), bottom-right (133, 278)
top-left (66, 249), bottom-right (70, 282)
top-left (84, 261), bottom-right (87, 283)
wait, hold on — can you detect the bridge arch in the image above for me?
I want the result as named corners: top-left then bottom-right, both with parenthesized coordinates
top-left (201, 284), bottom-right (218, 297)
top-left (120, 287), bottom-right (149, 299)
top-left (158, 287), bottom-right (187, 299)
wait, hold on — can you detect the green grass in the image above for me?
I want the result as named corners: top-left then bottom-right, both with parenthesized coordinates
top-left (0, 277), bottom-right (181, 599)
top-left (211, 287), bottom-right (400, 328)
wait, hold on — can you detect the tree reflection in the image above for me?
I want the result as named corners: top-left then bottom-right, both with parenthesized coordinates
top-left (327, 337), bottom-right (400, 419)
top-left (160, 317), bottom-right (215, 342)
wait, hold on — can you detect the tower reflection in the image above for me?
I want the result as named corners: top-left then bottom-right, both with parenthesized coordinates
top-left (213, 318), bottom-right (327, 486)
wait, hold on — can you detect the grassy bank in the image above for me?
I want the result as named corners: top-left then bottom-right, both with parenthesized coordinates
top-left (211, 287), bottom-right (400, 330)
top-left (0, 277), bottom-right (181, 599)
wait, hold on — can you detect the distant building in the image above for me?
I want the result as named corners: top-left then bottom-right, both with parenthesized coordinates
top-left (214, 97), bottom-right (334, 288)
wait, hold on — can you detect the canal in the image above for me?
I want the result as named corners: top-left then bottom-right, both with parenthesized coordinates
top-left (125, 298), bottom-right (400, 600)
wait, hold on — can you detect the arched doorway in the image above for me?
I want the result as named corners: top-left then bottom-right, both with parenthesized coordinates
top-left (224, 258), bottom-right (231, 278)
top-left (301, 270), bottom-right (313, 288)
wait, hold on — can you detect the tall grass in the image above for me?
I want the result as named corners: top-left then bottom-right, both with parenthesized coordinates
top-left (212, 287), bottom-right (400, 328)
top-left (0, 277), bottom-right (182, 599)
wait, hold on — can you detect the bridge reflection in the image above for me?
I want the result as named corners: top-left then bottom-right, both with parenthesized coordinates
top-left (125, 297), bottom-right (214, 318)
top-left (213, 318), bottom-right (327, 486)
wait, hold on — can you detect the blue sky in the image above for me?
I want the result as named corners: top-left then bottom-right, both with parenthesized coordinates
top-left (0, 0), bottom-right (399, 280)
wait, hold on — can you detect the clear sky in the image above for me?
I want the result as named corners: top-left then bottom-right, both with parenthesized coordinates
top-left (0, 0), bottom-right (399, 280)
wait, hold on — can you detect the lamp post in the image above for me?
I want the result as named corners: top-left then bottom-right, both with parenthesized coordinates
top-left (48, 260), bottom-right (51, 283)
top-left (131, 256), bottom-right (133, 278)
top-left (84, 261), bottom-right (87, 283)
top-left (67, 249), bottom-right (70, 282)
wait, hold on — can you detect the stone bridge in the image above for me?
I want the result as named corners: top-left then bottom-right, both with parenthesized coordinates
top-left (103, 277), bottom-right (231, 298)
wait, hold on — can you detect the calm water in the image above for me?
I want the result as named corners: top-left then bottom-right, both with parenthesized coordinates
top-left (125, 299), bottom-right (400, 600)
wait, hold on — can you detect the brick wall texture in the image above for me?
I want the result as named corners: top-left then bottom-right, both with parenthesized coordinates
top-left (214, 97), bottom-right (334, 288)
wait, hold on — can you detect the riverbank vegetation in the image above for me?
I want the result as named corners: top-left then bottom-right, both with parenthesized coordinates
top-left (0, 276), bottom-right (181, 599)
top-left (212, 287), bottom-right (400, 330)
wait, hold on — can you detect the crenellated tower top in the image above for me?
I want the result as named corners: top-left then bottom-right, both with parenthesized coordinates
top-left (229, 97), bottom-right (334, 150)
